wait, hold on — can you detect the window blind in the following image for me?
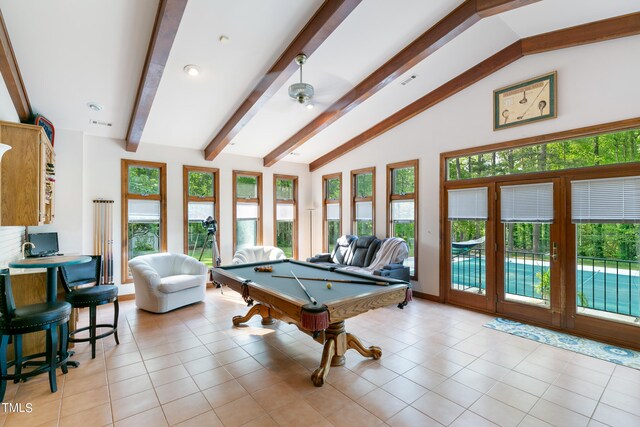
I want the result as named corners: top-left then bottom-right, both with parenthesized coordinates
top-left (276, 204), bottom-right (294, 221)
top-left (188, 202), bottom-right (214, 221)
top-left (237, 203), bottom-right (258, 219)
top-left (391, 200), bottom-right (414, 221)
top-left (501, 183), bottom-right (553, 223)
top-left (448, 187), bottom-right (487, 220)
top-left (355, 202), bottom-right (373, 220)
top-left (572, 176), bottom-right (640, 223)
top-left (128, 200), bottom-right (160, 223)
top-left (326, 203), bottom-right (340, 220)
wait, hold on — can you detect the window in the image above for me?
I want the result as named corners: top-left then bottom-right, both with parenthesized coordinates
top-left (446, 127), bottom-right (640, 181)
top-left (121, 159), bottom-right (167, 282)
top-left (233, 171), bottom-right (262, 252)
top-left (323, 173), bottom-right (342, 252)
top-left (387, 160), bottom-right (418, 279)
top-left (274, 175), bottom-right (298, 258)
top-left (183, 166), bottom-right (219, 267)
top-left (351, 168), bottom-right (375, 236)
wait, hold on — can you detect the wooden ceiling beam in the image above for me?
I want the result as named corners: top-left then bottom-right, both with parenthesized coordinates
top-left (0, 10), bottom-right (31, 122)
top-left (203, 0), bottom-right (362, 161)
top-left (309, 12), bottom-right (640, 172)
top-left (263, 0), bottom-right (540, 167)
top-left (126, 0), bottom-right (188, 152)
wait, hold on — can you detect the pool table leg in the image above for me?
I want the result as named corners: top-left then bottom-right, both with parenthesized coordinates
top-left (311, 321), bottom-right (382, 387)
top-left (232, 304), bottom-right (276, 326)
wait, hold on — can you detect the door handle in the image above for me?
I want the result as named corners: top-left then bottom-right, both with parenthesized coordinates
top-left (552, 242), bottom-right (558, 261)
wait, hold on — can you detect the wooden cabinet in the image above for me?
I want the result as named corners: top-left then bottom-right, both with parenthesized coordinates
top-left (0, 121), bottom-right (55, 226)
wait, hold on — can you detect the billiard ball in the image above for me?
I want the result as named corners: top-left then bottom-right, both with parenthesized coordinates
top-left (326, 282), bottom-right (332, 289)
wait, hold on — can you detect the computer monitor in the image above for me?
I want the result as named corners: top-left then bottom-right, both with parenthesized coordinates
top-left (27, 232), bottom-right (59, 257)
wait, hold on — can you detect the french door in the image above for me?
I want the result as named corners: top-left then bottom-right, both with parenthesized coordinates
top-left (444, 168), bottom-right (640, 348)
top-left (496, 178), bottom-right (563, 328)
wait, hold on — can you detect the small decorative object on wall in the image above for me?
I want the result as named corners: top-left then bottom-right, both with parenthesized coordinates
top-left (30, 114), bottom-right (56, 145)
top-left (494, 71), bottom-right (556, 131)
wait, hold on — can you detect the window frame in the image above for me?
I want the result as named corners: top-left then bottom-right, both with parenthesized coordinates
top-left (183, 165), bottom-right (220, 264)
top-left (322, 172), bottom-right (342, 252)
top-left (233, 170), bottom-right (263, 253)
top-left (350, 167), bottom-right (375, 236)
top-left (387, 160), bottom-right (419, 280)
top-left (273, 174), bottom-right (298, 259)
top-left (121, 159), bottom-right (167, 283)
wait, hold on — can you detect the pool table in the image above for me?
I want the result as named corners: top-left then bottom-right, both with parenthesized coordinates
top-left (212, 259), bottom-right (411, 386)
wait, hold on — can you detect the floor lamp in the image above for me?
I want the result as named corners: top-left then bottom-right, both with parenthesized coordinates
top-left (0, 144), bottom-right (12, 223)
top-left (307, 208), bottom-right (315, 257)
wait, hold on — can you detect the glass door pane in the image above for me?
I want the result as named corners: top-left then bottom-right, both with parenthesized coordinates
top-left (503, 223), bottom-right (551, 306)
top-left (450, 220), bottom-right (486, 295)
top-left (497, 178), bottom-right (560, 326)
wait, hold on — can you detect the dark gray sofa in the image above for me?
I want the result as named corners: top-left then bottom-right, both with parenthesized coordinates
top-left (307, 235), bottom-right (410, 281)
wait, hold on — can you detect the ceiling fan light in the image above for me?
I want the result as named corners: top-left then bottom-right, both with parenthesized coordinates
top-left (289, 82), bottom-right (314, 104)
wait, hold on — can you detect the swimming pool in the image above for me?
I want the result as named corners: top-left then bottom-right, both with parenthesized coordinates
top-left (451, 256), bottom-right (640, 316)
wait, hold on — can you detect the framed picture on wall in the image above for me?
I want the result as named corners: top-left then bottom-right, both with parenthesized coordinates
top-left (493, 71), bottom-right (557, 131)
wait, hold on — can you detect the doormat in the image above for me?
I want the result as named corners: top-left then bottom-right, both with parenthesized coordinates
top-left (484, 318), bottom-right (640, 370)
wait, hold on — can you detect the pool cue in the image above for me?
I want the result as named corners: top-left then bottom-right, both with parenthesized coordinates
top-left (290, 271), bottom-right (317, 305)
top-left (273, 274), bottom-right (389, 286)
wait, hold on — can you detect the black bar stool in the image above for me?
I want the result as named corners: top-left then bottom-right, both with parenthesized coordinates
top-left (0, 269), bottom-right (71, 401)
top-left (59, 255), bottom-right (119, 359)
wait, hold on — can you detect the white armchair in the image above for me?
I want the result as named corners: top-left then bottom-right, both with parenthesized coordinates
top-left (232, 246), bottom-right (286, 264)
top-left (128, 253), bottom-right (207, 313)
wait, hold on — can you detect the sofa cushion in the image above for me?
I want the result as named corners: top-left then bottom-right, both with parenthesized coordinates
top-left (345, 236), bottom-right (381, 267)
top-left (330, 235), bottom-right (357, 264)
top-left (157, 275), bottom-right (203, 293)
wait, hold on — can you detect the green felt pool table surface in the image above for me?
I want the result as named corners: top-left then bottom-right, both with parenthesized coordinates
top-left (214, 259), bottom-right (408, 306)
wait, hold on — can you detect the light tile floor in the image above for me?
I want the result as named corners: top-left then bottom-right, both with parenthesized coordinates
top-left (2, 287), bottom-right (639, 427)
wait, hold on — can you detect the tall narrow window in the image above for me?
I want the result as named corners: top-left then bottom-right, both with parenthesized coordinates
top-left (323, 173), bottom-right (342, 252)
top-left (183, 166), bottom-right (219, 267)
top-left (387, 160), bottom-right (418, 279)
top-left (274, 175), bottom-right (298, 258)
top-left (233, 171), bottom-right (262, 253)
top-left (121, 159), bottom-right (167, 282)
top-left (351, 168), bottom-right (375, 236)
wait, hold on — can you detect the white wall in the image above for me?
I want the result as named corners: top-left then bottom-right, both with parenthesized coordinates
top-left (310, 35), bottom-right (640, 296)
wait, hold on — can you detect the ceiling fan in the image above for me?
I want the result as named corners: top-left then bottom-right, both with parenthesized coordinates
top-left (288, 54), bottom-right (315, 109)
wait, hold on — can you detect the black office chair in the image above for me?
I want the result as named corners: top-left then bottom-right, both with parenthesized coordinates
top-left (0, 269), bottom-right (71, 401)
top-left (59, 255), bottom-right (119, 359)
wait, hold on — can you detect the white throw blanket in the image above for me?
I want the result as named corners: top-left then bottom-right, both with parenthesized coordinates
top-left (342, 237), bottom-right (408, 274)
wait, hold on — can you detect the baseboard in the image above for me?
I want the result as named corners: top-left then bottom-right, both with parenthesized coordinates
top-left (412, 290), bottom-right (443, 302)
top-left (118, 293), bottom-right (136, 301)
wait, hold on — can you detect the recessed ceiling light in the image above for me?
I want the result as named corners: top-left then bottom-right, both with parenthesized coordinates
top-left (183, 64), bottom-right (200, 76)
top-left (87, 102), bottom-right (103, 111)
top-left (306, 103), bottom-right (314, 110)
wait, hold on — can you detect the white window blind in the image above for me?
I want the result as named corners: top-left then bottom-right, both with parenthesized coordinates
top-left (326, 203), bottom-right (340, 220)
top-left (128, 200), bottom-right (160, 223)
top-left (501, 183), bottom-right (554, 223)
top-left (391, 200), bottom-right (414, 221)
top-left (572, 176), bottom-right (640, 223)
top-left (448, 188), bottom-right (488, 220)
top-left (276, 204), bottom-right (294, 221)
top-left (188, 202), bottom-right (214, 221)
top-left (355, 202), bottom-right (373, 220)
top-left (237, 203), bottom-right (258, 219)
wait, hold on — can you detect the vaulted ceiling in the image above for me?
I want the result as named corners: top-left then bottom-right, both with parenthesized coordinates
top-left (2, 0), bottom-right (639, 169)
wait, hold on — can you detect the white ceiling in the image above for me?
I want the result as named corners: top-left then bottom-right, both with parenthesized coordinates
top-left (2, 0), bottom-right (640, 165)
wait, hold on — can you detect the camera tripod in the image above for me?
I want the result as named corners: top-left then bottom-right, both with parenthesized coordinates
top-left (198, 229), bottom-right (221, 267)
